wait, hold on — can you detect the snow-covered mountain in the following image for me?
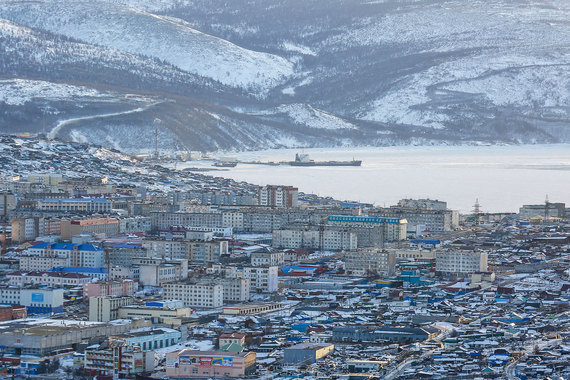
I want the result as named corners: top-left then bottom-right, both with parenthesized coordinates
top-left (0, 0), bottom-right (568, 152)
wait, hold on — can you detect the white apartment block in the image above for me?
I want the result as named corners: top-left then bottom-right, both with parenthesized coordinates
top-left (219, 278), bottom-right (251, 302)
top-left (162, 283), bottom-right (224, 308)
top-left (343, 250), bottom-right (395, 276)
top-left (211, 265), bottom-right (278, 293)
top-left (272, 229), bottom-right (357, 250)
top-left (251, 250), bottom-right (285, 267)
top-left (436, 251), bottom-right (488, 275)
top-left (119, 217), bottom-right (152, 234)
top-left (7, 271), bottom-right (91, 287)
top-left (222, 212), bottom-right (244, 230)
top-left (142, 240), bottom-right (187, 260)
top-left (19, 254), bottom-right (69, 271)
top-left (89, 296), bottom-right (134, 322)
top-left (38, 198), bottom-right (112, 213)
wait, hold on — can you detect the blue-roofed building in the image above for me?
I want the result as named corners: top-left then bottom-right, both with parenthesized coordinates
top-left (326, 215), bottom-right (408, 242)
top-left (21, 242), bottom-right (106, 271)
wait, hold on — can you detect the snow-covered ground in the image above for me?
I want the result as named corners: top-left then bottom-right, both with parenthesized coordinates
top-left (0, 1), bottom-right (295, 93)
top-left (0, 79), bottom-right (113, 106)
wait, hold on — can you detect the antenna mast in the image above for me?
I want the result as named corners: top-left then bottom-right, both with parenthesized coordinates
top-left (472, 198), bottom-right (481, 225)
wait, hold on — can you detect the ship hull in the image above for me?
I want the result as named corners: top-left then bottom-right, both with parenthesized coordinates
top-left (288, 160), bottom-right (362, 167)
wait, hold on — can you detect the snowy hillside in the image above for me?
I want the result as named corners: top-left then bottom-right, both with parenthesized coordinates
top-left (0, 0), bottom-right (568, 151)
top-left (0, 0), bottom-right (295, 93)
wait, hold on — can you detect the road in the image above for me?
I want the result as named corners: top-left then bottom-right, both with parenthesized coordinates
top-left (48, 101), bottom-right (163, 139)
top-left (504, 338), bottom-right (561, 379)
top-left (383, 322), bottom-right (454, 380)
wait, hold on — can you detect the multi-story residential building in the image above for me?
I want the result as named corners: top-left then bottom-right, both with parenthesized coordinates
top-left (272, 228), bottom-right (357, 250)
top-left (0, 287), bottom-right (64, 314)
top-left (89, 296), bottom-right (134, 322)
top-left (60, 217), bottom-right (119, 240)
top-left (162, 283), bottom-right (224, 308)
top-left (108, 244), bottom-right (149, 267)
top-left (11, 217), bottom-right (42, 243)
top-left (7, 270), bottom-right (91, 287)
top-left (18, 254), bottom-right (69, 271)
top-left (141, 239), bottom-right (186, 259)
top-left (165, 349), bottom-right (256, 378)
top-left (218, 278), bottom-right (251, 303)
top-left (222, 211), bottom-right (244, 230)
top-left (210, 265), bottom-right (278, 293)
top-left (84, 279), bottom-right (137, 298)
top-left (187, 240), bottom-right (228, 265)
top-left (84, 345), bottom-right (154, 378)
top-left (251, 249), bottom-right (285, 267)
top-left (37, 198), bottom-right (112, 213)
top-left (436, 251), bottom-right (488, 275)
top-left (24, 242), bottom-right (105, 268)
top-left (258, 185), bottom-right (298, 208)
top-left (326, 215), bottom-right (408, 242)
top-left (343, 249), bottom-right (396, 276)
top-left (118, 216), bottom-right (152, 234)
top-left (370, 207), bottom-right (457, 234)
top-left (152, 212), bottom-right (224, 231)
top-left (136, 258), bottom-right (188, 286)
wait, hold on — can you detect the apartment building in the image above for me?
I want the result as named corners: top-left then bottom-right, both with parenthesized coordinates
top-left (210, 265), bottom-right (278, 293)
top-left (251, 249), bottom-right (285, 267)
top-left (7, 270), bottom-right (91, 287)
top-left (89, 296), bottom-right (134, 322)
top-left (61, 217), bottom-right (119, 240)
top-left (272, 228), bottom-right (357, 250)
top-left (38, 198), bottom-right (112, 213)
top-left (436, 251), bottom-right (488, 275)
top-left (258, 185), bottom-right (298, 208)
top-left (25, 242), bottom-right (106, 268)
top-left (162, 283), bottom-right (224, 308)
top-left (343, 250), bottom-right (396, 276)
top-left (326, 215), bottom-right (408, 242)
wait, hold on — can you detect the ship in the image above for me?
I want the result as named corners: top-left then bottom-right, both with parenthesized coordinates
top-left (287, 153), bottom-right (362, 167)
top-left (213, 161), bottom-right (238, 167)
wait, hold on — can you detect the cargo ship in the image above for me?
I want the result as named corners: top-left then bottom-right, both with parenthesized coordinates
top-left (213, 161), bottom-right (237, 167)
top-left (288, 153), bottom-right (362, 166)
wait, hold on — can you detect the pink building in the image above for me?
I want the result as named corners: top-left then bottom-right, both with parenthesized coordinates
top-left (84, 279), bottom-right (137, 298)
top-left (7, 271), bottom-right (91, 287)
top-left (165, 349), bottom-right (256, 378)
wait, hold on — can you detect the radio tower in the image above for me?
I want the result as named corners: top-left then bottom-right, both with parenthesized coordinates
top-left (472, 198), bottom-right (482, 225)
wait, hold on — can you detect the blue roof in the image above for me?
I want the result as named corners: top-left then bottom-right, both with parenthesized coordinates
top-left (51, 267), bottom-right (107, 274)
top-left (411, 239), bottom-right (441, 244)
top-left (114, 244), bottom-right (141, 249)
top-left (327, 215), bottom-right (402, 224)
top-left (29, 243), bottom-right (103, 251)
